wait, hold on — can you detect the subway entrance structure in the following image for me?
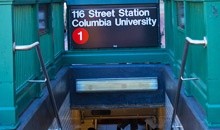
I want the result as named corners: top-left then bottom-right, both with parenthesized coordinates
top-left (0, 0), bottom-right (220, 129)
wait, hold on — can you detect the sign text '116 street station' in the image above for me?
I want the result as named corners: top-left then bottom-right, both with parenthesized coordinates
top-left (71, 8), bottom-right (158, 27)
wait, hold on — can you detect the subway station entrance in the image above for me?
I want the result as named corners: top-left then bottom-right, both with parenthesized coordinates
top-left (1, 0), bottom-right (220, 130)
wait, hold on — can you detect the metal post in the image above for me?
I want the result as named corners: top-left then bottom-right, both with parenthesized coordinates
top-left (13, 42), bottom-right (62, 129)
top-left (170, 41), bottom-right (190, 130)
top-left (35, 45), bottom-right (62, 129)
top-left (170, 37), bottom-right (207, 130)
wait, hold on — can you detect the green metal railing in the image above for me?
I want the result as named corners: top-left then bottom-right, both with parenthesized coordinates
top-left (165, 0), bottom-right (220, 127)
top-left (0, 1), bottom-right (64, 129)
top-left (14, 41), bottom-right (62, 129)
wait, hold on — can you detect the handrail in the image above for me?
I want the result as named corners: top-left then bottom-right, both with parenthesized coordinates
top-left (170, 36), bottom-right (207, 130)
top-left (28, 78), bottom-right (47, 83)
top-left (181, 76), bottom-right (198, 81)
top-left (186, 37), bottom-right (207, 47)
top-left (12, 41), bottom-right (62, 129)
top-left (13, 41), bottom-right (39, 51)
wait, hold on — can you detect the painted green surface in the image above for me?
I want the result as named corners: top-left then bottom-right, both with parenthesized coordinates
top-left (184, 2), bottom-right (208, 108)
top-left (0, 0), bottom-right (220, 128)
top-left (52, 0), bottom-right (64, 2)
top-left (52, 3), bottom-right (64, 58)
top-left (66, 0), bottom-right (159, 5)
top-left (165, 0), bottom-right (174, 56)
top-left (10, 0), bottom-right (62, 4)
top-left (165, 0), bottom-right (220, 127)
top-left (13, 5), bottom-right (41, 120)
top-left (13, 0), bottom-right (36, 4)
top-left (37, 0), bottom-right (51, 3)
top-left (0, 2), bottom-right (64, 129)
top-left (63, 49), bottom-right (171, 64)
top-left (165, 0), bottom-right (185, 77)
top-left (16, 83), bottom-right (39, 116)
top-left (204, 2), bottom-right (220, 126)
top-left (0, 4), bottom-right (18, 129)
top-left (39, 34), bottom-right (54, 65)
top-left (13, 5), bottom-right (39, 90)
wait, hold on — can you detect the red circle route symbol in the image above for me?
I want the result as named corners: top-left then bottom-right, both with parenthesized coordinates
top-left (72, 28), bottom-right (89, 45)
